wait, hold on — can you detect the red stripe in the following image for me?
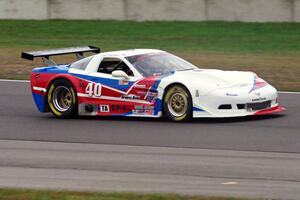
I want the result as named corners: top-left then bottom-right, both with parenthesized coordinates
top-left (254, 105), bottom-right (285, 115)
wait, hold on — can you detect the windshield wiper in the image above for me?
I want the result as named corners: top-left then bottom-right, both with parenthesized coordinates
top-left (177, 68), bottom-right (194, 71)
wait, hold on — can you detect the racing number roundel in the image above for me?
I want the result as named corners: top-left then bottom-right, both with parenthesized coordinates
top-left (86, 82), bottom-right (102, 97)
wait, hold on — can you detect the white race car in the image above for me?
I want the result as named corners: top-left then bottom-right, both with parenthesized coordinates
top-left (23, 47), bottom-right (284, 121)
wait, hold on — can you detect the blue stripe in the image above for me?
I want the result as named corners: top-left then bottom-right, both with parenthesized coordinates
top-left (152, 79), bottom-right (164, 115)
top-left (32, 92), bottom-right (46, 112)
top-left (193, 107), bottom-right (205, 112)
top-left (32, 65), bottom-right (135, 92)
top-left (151, 73), bottom-right (175, 116)
top-left (32, 65), bottom-right (69, 74)
top-left (248, 75), bottom-right (256, 93)
top-left (70, 73), bottom-right (134, 92)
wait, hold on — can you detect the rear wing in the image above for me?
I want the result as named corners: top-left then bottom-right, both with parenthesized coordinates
top-left (21, 46), bottom-right (100, 65)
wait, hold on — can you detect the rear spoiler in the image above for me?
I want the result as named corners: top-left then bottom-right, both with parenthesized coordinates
top-left (21, 46), bottom-right (100, 65)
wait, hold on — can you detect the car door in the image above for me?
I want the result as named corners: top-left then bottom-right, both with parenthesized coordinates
top-left (87, 56), bottom-right (147, 115)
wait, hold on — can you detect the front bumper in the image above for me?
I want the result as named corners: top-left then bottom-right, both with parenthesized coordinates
top-left (192, 84), bottom-right (285, 118)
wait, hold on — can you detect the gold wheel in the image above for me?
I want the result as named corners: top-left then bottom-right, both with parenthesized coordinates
top-left (164, 85), bottom-right (192, 121)
top-left (168, 92), bottom-right (188, 117)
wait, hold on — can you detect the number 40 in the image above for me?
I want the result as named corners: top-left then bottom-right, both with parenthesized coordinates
top-left (86, 82), bottom-right (102, 97)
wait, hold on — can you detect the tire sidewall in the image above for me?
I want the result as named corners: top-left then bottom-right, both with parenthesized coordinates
top-left (47, 79), bottom-right (77, 118)
top-left (163, 85), bottom-right (192, 122)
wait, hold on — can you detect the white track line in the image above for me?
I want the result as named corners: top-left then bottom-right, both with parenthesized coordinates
top-left (0, 79), bottom-right (29, 83)
top-left (278, 91), bottom-right (300, 94)
top-left (0, 79), bottom-right (300, 94)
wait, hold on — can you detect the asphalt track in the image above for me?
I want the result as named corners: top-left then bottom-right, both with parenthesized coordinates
top-left (0, 80), bottom-right (300, 199)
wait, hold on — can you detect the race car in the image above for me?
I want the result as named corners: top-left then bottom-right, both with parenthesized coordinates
top-left (22, 46), bottom-right (285, 121)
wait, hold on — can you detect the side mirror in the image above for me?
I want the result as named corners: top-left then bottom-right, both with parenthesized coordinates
top-left (112, 70), bottom-right (129, 80)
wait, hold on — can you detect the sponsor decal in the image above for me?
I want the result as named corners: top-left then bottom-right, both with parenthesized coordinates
top-left (134, 105), bottom-right (154, 110)
top-left (144, 106), bottom-right (154, 110)
top-left (122, 94), bottom-right (140, 100)
top-left (225, 93), bottom-right (238, 96)
top-left (111, 105), bottom-right (131, 112)
top-left (133, 105), bottom-right (155, 115)
top-left (144, 110), bottom-right (155, 115)
top-left (134, 84), bottom-right (146, 89)
top-left (99, 105), bottom-right (109, 112)
top-left (146, 96), bottom-right (157, 102)
top-left (148, 92), bottom-right (158, 96)
top-left (252, 97), bottom-right (267, 102)
top-left (137, 91), bottom-right (147, 95)
top-left (254, 92), bottom-right (261, 96)
top-left (145, 91), bottom-right (158, 102)
top-left (132, 109), bottom-right (154, 115)
top-left (119, 80), bottom-right (129, 85)
top-left (132, 110), bottom-right (144, 114)
top-left (134, 105), bottom-right (144, 110)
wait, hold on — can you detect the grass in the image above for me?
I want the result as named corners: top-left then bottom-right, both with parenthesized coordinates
top-left (0, 20), bottom-right (299, 90)
top-left (1, 20), bottom-right (300, 53)
top-left (0, 188), bottom-right (261, 200)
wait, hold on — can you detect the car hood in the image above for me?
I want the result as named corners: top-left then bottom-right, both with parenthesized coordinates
top-left (165, 69), bottom-right (264, 95)
top-left (181, 69), bottom-right (255, 84)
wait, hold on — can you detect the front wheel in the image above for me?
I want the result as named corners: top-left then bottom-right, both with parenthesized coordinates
top-left (163, 85), bottom-right (192, 121)
top-left (47, 79), bottom-right (77, 118)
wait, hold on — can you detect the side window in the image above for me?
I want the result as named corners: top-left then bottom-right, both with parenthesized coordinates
top-left (98, 58), bottom-right (134, 76)
top-left (70, 55), bottom-right (94, 70)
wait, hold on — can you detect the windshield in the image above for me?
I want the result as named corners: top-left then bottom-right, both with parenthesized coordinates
top-left (126, 52), bottom-right (197, 77)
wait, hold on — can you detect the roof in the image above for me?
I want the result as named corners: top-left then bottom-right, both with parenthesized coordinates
top-left (99, 49), bottom-right (164, 57)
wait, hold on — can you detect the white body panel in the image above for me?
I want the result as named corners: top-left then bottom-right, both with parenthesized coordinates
top-left (80, 49), bottom-right (281, 118)
top-left (158, 69), bottom-right (278, 118)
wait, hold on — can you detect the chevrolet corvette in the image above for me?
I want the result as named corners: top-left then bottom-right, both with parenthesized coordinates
top-left (22, 46), bottom-right (284, 121)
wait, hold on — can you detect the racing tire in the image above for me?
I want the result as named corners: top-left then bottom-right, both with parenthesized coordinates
top-left (163, 85), bottom-right (192, 122)
top-left (47, 79), bottom-right (77, 118)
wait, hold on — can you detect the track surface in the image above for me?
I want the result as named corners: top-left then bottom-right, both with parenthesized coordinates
top-left (0, 81), bottom-right (300, 199)
top-left (0, 81), bottom-right (299, 152)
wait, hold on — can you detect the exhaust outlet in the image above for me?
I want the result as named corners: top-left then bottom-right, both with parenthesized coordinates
top-left (85, 105), bottom-right (94, 113)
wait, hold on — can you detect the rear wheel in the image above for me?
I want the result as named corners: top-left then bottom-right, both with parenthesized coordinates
top-left (47, 79), bottom-right (77, 118)
top-left (163, 85), bottom-right (192, 121)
